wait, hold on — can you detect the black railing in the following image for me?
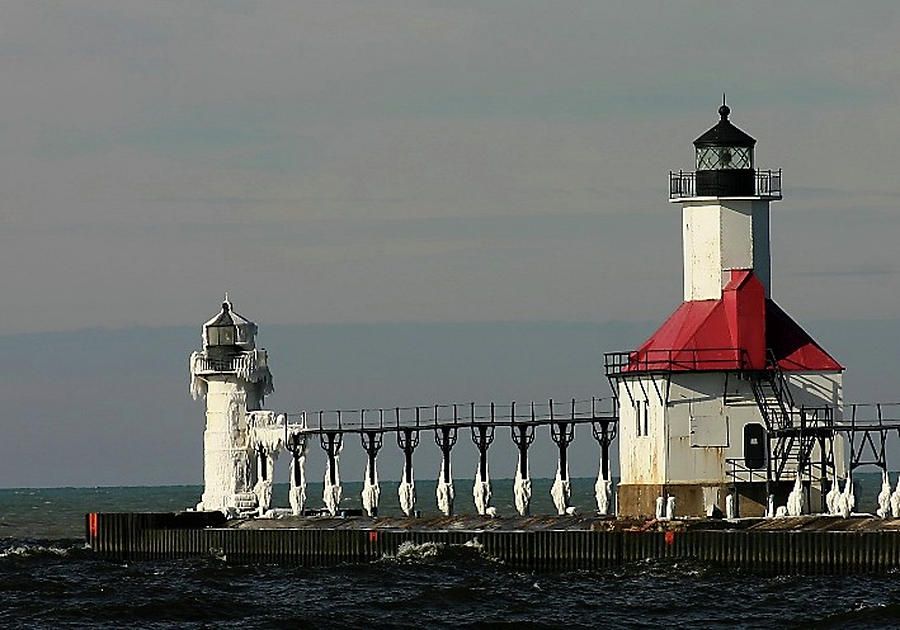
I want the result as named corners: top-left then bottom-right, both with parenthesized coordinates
top-left (669, 169), bottom-right (782, 200)
top-left (605, 348), bottom-right (751, 377)
top-left (726, 455), bottom-right (830, 484)
top-left (300, 397), bottom-right (617, 434)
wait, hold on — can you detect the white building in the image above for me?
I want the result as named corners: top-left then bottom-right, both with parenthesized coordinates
top-left (189, 297), bottom-right (275, 514)
top-left (608, 102), bottom-right (844, 518)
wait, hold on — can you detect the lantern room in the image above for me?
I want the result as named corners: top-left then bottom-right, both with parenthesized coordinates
top-left (693, 100), bottom-right (756, 196)
top-left (202, 296), bottom-right (258, 357)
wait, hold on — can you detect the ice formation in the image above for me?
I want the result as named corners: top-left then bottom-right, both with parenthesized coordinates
top-left (825, 474), bottom-right (840, 515)
top-left (655, 496), bottom-right (665, 519)
top-left (255, 479), bottom-right (273, 516)
top-left (189, 351), bottom-right (208, 400)
top-left (550, 464), bottom-right (571, 516)
top-left (665, 496), bottom-right (676, 520)
top-left (248, 412), bottom-right (286, 516)
top-left (775, 505), bottom-right (788, 518)
top-left (786, 477), bottom-right (804, 517)
top-left (891, 477), bottom-right (900, 518)
top-left (398, 467), bottom-right (416, 517)
top-left (436, 461), bottom-right (454, 516)
top-left (473, 465), bottom-right (493, 516)
top-left (323, 449), bottom-right (343, 517)
top-left (877, 471), bottom-right (892, 518)
top-left (843, 474), bottom-right (855, 514)
top-left (361, 461), bottom-right (380, 518)
top-left (594, 468), bottom-right (612, 516)
top-left (190, 349), bottom-right (273, 403)
top-left (287, 424), bottom-right (308, 516)
top-left (513, 456), bottom-right (532, 517)
top-left (249, 412), bottom-right (286, 453)
top-left (834, 475), bottom-right (854, 518)
top-left (766, 494), bottom-right (775, 518)
top-left (725, 494), bottom-right (735, 519)
top-left (289, 452), bottom-right (307, 516)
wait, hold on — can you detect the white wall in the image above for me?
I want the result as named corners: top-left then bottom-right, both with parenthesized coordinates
top-left (617, 377), bottom-right (667, 484)
top-left (681, 199), bottom-right (771, 301)
top-left (618, 369), bottom-right (844, 486)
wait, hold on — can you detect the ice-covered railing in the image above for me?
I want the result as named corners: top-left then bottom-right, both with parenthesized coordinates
top-left (255, 398), bottom-right (618, 518)
top-left (189, 348), bottom-right (274, 400)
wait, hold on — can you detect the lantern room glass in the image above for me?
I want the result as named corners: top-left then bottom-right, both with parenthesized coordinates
top-left (696, 146), bottom-right (753, 170)
top-left (208, 324), bottom-right (237, 346)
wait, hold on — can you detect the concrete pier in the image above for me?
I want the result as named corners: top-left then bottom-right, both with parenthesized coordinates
top-left (87, 512), bottom-right (900, 573)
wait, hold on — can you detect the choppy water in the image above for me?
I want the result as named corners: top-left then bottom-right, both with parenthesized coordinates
top-left (2, 478), bottom-right (900, 629)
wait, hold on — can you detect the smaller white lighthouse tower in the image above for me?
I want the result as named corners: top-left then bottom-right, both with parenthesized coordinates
top-left (189, 296), bottom-right (274, 513)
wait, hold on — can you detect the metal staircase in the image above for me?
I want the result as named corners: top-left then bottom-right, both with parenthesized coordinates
top-left (750, 350), bottom-right (794, 431)
top-left (749, 350), bottom-right (835, 483)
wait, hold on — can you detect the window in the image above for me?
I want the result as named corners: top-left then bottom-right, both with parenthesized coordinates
top-left (208, 324), bottom-right (236, 346)
top-left (696, 146), bottom-right (752, 170)
top-left (635, 401), bottom-right (649, 437)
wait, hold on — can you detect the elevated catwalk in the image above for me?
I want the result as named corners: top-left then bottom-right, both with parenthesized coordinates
top-left (87, 512), bottom-right (900, 573)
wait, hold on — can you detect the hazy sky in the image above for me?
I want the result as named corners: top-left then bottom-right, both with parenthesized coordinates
top-left (2, 2), bottom-right (900, 487)
top-left (2, 1), bottom-right (900, 334)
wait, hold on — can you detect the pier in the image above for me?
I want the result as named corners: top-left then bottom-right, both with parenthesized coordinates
top-left (86, 511), bottom-right (900, 573)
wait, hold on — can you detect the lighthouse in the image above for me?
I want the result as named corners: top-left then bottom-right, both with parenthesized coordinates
top-left (607, 101), bottom-right (845, 518)
top-left (189, 296), bottom-right (274, 514)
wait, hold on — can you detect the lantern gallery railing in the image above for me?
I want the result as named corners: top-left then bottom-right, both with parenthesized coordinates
top-left (668, 169), bottom-right (782, 200)
top-left (604, 348), bottom-right (753, 377)
top-left (191, 350), bottom-right (268, 378)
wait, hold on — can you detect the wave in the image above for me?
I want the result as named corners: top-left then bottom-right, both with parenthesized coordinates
top-left (384, 538), bottom-right (490, 565)
top-left (0, 540), bottom-right (83, 560)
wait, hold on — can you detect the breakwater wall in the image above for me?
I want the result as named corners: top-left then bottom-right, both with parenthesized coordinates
top-left (86, 512), bottom-right (900, 573)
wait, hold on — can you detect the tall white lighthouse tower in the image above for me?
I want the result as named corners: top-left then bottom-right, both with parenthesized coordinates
top-left (189, 297), bottom-right (274, 513)
top-left (608, 101), bottom-right (844, 518)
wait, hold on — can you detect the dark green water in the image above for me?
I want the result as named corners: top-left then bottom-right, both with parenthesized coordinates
top-left (1, 477), bottom-right (898, 630)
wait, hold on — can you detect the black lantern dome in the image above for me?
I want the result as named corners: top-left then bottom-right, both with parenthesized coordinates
top-left (693, 100), bottom-right (756, 196)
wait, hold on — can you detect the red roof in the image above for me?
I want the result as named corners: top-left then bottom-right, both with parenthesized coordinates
top-left (625, 270), bottom-right (841, 373)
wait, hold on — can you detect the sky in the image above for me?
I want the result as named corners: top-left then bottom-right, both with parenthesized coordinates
top-left (1, 2), bottom-right (900, 487)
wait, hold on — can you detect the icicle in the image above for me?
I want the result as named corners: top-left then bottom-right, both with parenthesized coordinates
top-left (786, 477), bottom-right (804, 517)
top-left (594, 468), bottom-right (612, 516)
top-left (655, 496), bottom-right (665, 519)
top-left (513, 454), bottom-right (532, 517)
top-left (189, 351), bottom-right (208, 400)
top-left (436, 460), bottom-right (454, 516)
top-left (248, 411), bottom-right (286, 454)
top-left (665, 496), bottom-right (676, 520)
top-left (766, 494), bottom-right (775, 518)
top-left (289, 452), bottom-right (307, 516)
top-left (842, 474), bottom-right (855, 516)
top-left (891, 476), bottom-right (900, 518)
top-left (255, 479), bottom-right (272, 517)
top-left (361, 460), bottom-right (380, 518)
top-left (550, 463), bottom-right (571, 516)
top-left (398, 467), bottom-right (416, 517)
top-left (473, 464), bottom-right (493, 516)
top-left (836, 475), bottom-right (853, 518)
top-left (825, 472), bottom-right (840, 515)
top-left (725, 494), bottom-right (735, 519)
top-left (254, 448), bottom-right (278, 517)
top-left (323, 452), bottom-right (342, 517)
top-left (877, 471), bottom-right (892, 518)
top-left (775, 505), bottom-right (788, 518)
